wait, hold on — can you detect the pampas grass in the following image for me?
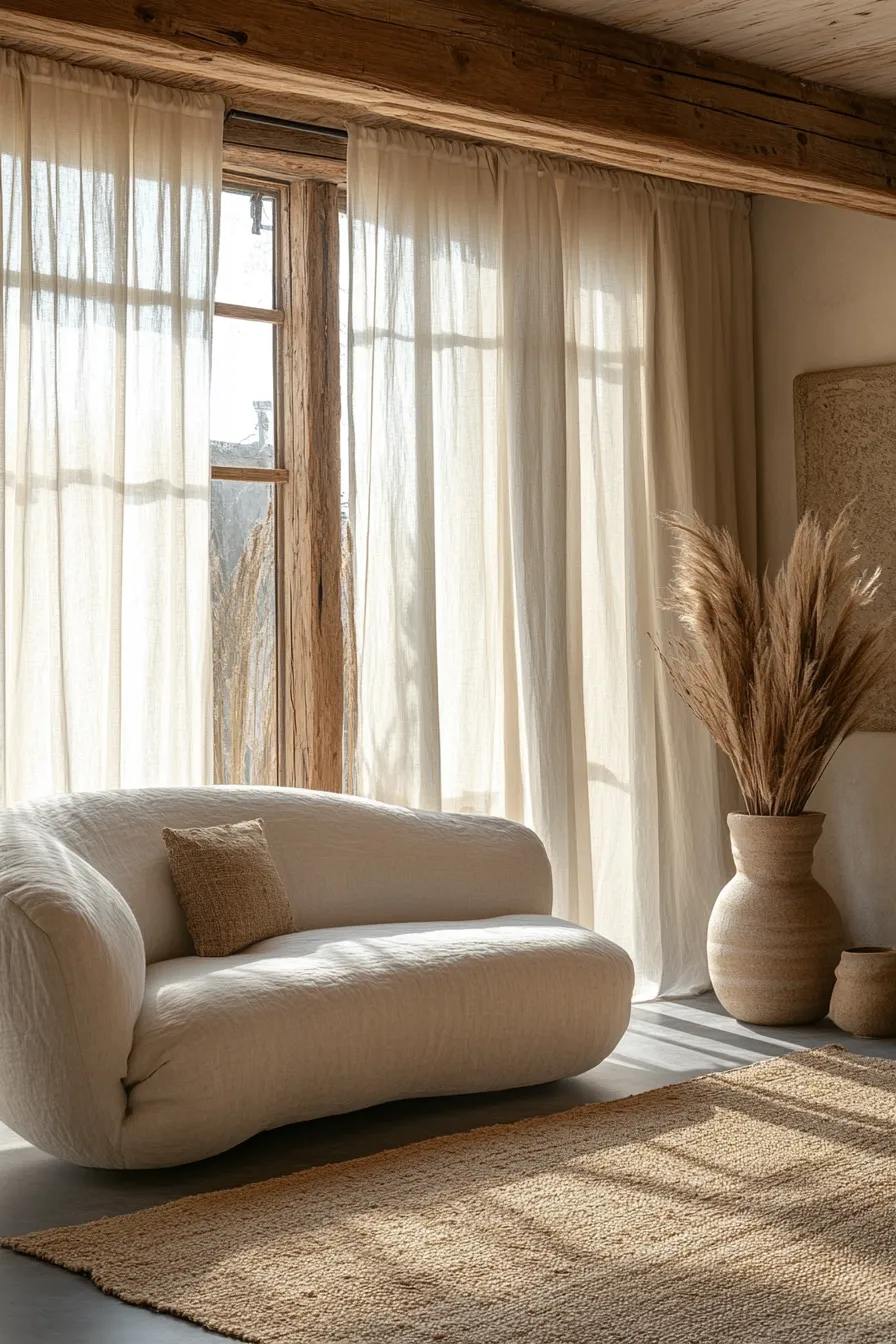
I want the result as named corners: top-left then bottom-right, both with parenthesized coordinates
top-left (657, 511), bottom-right (895, 816)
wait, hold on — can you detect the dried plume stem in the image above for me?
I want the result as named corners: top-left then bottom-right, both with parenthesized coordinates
top-left (657, 510), bottom-right (894, 816)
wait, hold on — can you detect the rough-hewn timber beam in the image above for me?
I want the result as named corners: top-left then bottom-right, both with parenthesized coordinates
top-left (1, 0), bottom-right (896, 213)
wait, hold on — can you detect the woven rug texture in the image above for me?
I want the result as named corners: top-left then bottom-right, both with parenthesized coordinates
top-left (3, 1046), bottom-right (895, 1343)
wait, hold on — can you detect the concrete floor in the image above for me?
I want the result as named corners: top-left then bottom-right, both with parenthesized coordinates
top-left (1, 993), bottom-right (894, 1343)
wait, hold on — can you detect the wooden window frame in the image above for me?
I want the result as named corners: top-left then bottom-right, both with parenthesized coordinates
top-left (217, 145), bottom-right (344, 792)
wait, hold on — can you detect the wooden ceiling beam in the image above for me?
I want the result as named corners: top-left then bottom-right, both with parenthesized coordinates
top-left (1, 0), bottom-right (895, 213)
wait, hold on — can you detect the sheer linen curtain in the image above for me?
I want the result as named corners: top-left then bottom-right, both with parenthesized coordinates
top-left (347, 127), bottom-right (755, 999)
top-left (0, 53), bottom-right (222, 802)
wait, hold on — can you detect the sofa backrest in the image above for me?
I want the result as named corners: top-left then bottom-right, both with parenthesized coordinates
top-left (6, 787), bottom-right (553, 964)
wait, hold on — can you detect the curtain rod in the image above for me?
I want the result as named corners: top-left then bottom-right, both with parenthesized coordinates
top-left (226, 110), bottom-right (348, 140)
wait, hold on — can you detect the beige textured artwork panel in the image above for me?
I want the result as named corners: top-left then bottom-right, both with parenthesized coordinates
top-left (795, 363), bottom-right (896, 732)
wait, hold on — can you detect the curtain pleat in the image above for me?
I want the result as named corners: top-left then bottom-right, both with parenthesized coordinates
top-left (0, 53), bottom-right (223, 800)
top-left (347, 127), bottom-right (755, 999)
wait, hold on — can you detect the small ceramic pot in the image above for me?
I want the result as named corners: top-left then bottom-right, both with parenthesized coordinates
top-left (708, 812), bottom-right (845, 1026)
top-left (829, 947), bottom-right (896, 1038)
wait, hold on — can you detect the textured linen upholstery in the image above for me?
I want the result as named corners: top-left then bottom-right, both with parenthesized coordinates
top-left (124, 917), bottom-right (633, 1168)
top-left (0, 817), bottom-right (145, 1167)
top-left (8, 788), bottom-right (554, 963)
top-left (0, 787), bottom-right (634, 1168)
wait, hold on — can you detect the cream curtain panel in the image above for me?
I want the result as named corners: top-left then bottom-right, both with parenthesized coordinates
top-left (0, 53), bottom-right (222, 801)
top-left (347, 127), bottom-right (756, 998)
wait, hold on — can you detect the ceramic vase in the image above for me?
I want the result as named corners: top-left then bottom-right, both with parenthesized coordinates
top-left (708, 812), bottom-right (845, 1026)
top-left (829, 947), bottom-right (896, 1038)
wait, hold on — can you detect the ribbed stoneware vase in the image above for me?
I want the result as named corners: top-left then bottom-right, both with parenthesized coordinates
top-left (829, 947), bottom-right (896, 1038)
top-left (708, 812), bottom-right (845, 1026)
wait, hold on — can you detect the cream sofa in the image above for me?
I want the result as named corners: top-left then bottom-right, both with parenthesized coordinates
top-left (0, 787), bottom-right (634, 1169)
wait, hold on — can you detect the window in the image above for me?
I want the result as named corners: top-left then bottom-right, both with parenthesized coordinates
top-left (211, 144), bottom-right (344, 791)
top-left (211, 185), bottom-right (280, 786)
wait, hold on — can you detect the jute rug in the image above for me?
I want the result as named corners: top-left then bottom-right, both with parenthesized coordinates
top-left (3, 1047), bottom-right (896, 1343)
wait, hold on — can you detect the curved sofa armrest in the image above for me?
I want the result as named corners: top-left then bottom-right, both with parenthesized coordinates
top-left (0, 818), bottom-right (145, 1167)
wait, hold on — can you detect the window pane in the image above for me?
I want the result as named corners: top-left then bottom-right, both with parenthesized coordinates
top-left (210, 316), bottom-right (275, 468)
top-left (211, 480), bottom-right (277, 785)
top-left (216, 188), bottom-right (276, 309)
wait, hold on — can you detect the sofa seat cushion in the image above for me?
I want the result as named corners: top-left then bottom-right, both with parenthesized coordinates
top-left (122, 915), bottom-right (633, 1168)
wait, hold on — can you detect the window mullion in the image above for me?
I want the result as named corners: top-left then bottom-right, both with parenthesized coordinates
top-left (214, 301), bottom-right (285, 325)
top-left (279, 177), bottom-right (343, 793)
top-left (211, 466), bottom-right (289, 483)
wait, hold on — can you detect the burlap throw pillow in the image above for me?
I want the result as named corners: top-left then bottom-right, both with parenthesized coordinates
top-left (162, 819), bottom-right (294, 957)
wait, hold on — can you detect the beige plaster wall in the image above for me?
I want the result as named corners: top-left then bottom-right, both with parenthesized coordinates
top-left (752, 193), bottom-right (896, 947)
